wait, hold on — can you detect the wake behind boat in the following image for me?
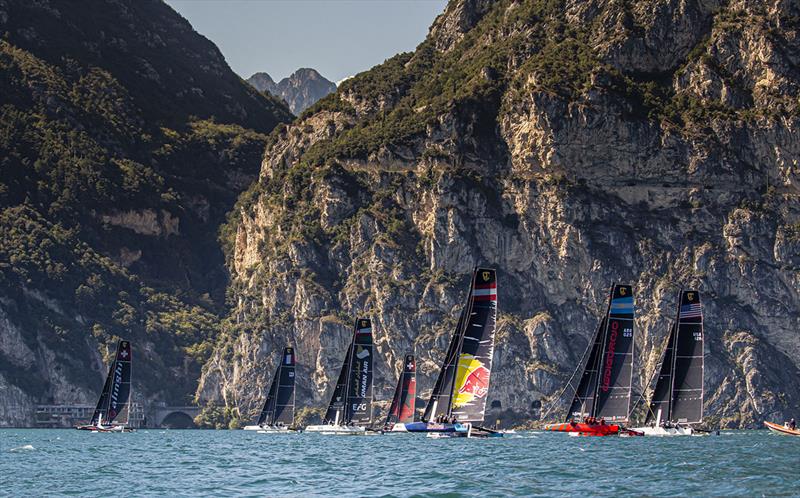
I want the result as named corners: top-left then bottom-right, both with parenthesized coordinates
top-left (544, 284), bottom-right (641, 437)
top-left (631, 290), bottom-right (705, 437)
top-left (404, 267), bottom-right (501, 438)
top-left (76, 340), bottom-right (134, 433)
top-left (242, 346), bottom-right (299, 433)
top-left (306, 318), bottom-right (374, 435)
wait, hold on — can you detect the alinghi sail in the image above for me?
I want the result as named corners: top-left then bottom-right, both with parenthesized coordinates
top-left (385, 354), bottom-right (417, 427)
top-left (322, 318), bottom-right (374, 426)
top-left (78, 340), bottom-right (132, 431)
top-left (256, 347), bottom-right (296, 427)
top-left (645, 290), bottom-right (704, 426)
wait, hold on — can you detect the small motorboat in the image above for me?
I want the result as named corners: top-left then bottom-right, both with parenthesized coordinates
top-left (764, 421), bottom-right (800, 436)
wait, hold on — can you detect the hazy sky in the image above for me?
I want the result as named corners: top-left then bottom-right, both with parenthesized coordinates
top-left (166, 0), bottom-right (448, 83)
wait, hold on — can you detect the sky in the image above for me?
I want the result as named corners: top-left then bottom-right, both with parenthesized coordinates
top-left (166, 0), bottom-right (448, 84)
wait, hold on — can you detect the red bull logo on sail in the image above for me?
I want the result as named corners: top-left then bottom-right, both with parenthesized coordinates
top-left (453, 354), bottom-right (490, 406)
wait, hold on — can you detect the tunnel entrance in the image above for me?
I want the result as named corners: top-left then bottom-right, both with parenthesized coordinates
top-left (161, 411), bottom-right (196, 429)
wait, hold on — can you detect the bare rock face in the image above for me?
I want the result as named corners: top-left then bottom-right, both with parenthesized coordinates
top-left (200, 0), bottom-right (800, 428)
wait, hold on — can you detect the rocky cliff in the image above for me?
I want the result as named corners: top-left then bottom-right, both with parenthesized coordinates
top-left (199, 0), bottom-right (800, 428)
top-left (0, 0), bottom-right (291, 426)
top-left (247, 68), bottom-right (336, 114)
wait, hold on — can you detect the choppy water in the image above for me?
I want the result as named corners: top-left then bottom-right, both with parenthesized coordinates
top-left (1, 429), bottom-right (798, 496)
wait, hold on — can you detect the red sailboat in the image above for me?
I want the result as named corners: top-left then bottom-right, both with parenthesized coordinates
top-left (545, 285), bottom-right (641, 437)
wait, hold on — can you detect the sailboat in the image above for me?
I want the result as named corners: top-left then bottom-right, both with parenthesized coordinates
top-left (76, 340), bottom-right (134, 432)
top-left (306, 318), bottom-right (375, 435)
top-left (632, 290), bottom-right (704, 436)
top-left (243, 346), bottom-right (297, 433)
top-left (403, 267), bottom-right (501, 438)
top-left (545, 284), bottom-right (641, 437)
top-left (383, 353), bottom-right (417, 432)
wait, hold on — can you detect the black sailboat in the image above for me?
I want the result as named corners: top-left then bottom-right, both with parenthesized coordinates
top-left (76, 340), bottom-right (133, 432)
top-left (405, 267), bottom-right (499, 437)
top-left (546, 284), bottom-right (638, 436)
top-left (306, 318), bottom-right (374, 433)
top-left (635, 290), bottom-right (704, 435)
top-left (244, 346), bottom-right (296, 431)
top-left (383, 353), bottom-right (417, 431)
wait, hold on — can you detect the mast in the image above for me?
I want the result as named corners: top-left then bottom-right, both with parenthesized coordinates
top-left (324, 335), bottom-right (354, 424)
top-left (566, 315), bottom-right (608, 421)
top-left (592, 284), bottom-right (635, 422)
top-left (423, 285), bottom-right (471, 422)
top-left (345, 318), bottom-right (373, 425)
top-left (448, 268), bottom-right (498, 423)
top-left (669, 290), bottom-right (704, 424)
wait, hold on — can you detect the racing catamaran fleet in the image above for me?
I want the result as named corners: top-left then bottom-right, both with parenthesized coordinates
top-left (77, 269), bottom-right (728, 437)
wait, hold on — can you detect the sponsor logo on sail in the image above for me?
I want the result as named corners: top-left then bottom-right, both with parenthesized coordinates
top-left (601, 321), bottom-right (619, 392)
top-left (482, 271), bottom-right (490, 282)
top-left (453, 354), bottom-right (490, 407)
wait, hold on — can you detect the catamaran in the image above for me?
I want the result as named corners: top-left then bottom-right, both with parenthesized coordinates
top-left (403, 267), bottom-right (501, 438)
top-left (306, 318), bottom-right (375, 435)
top-left (545, 284), bottom-right (641, 437)
top-left (243, 346), bottom-right (298, 433)
top-left (76, 340), bottom-right (134, 432)
top-left (383, 353), bottom-right (417, 432)
top-left (632, 290), bottom-right (705, 436)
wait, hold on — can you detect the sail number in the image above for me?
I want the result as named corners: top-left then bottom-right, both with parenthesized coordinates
top-left (622, 327), bottom-right (633, 338)
top-left (693, 332), bottom-right (702, 341)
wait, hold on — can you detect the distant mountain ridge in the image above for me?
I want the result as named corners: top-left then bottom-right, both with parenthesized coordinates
top-left (247, 68), bottom-right (336, 114)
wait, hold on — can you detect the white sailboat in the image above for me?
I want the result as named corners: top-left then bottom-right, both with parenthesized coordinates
top-left (306, 318), bottom-right (375, 435)
top-left (243, 346), bottom-right (299, 433)
top-left (632, 290), bottom-right (705, 436)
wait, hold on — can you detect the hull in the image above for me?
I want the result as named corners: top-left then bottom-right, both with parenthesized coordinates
top-left (242, 425), bottom-right (262, 431)
top-left (630, 425), bottom-right (694, 437)
top-left (304, 424), bottom-right (368, 435)
top-left (257, 426), bottom-right (299, 434)
top-left (403, 421), bottom-right (464, 433)
top-left (75, 424), bottom-right (133, 433)
top-left (424, 423), bottom-right (503, 438)
top-left (765, 421), bottom-right (800, 436)
top-left (384, 423), bottom-right (409, 432)
top-left (544, 422), bottom-right (621, 437)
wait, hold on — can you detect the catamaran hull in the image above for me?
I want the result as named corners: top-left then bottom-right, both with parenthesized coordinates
top-left (544, 422), bottom-right (622, 437)
top-left (243, 425), bottom-right (298, 433)
top-left (765, 421), bottom-right (800, 436)
top-left (304, 424), bottom-right (370, 435)
top-left (630, 425), bottom-right (694, 437)
top-left (403, 421), bottom-right (464, 433)
top-left (75, 425), bottom-right (133, 433)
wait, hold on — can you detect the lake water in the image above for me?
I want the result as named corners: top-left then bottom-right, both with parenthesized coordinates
top-left (1, 429), bottom-right (798, 496)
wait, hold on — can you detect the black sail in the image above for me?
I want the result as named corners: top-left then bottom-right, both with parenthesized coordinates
top-left (324, 339), bottom-right (353, 424)
top-left (91, 340), bottom-right (132, 425)
top-left (567, 316), bottom-right (607, 421)
top-left (593, 284), bottom-right (635, 422)
top-left (423, 301), bottom-right (467, 422)
top-left (670, 290), bottom-right (704, 424)
top-left (645, 323), bottom-right (676, 426)
top-left (385, 354), bottom-right (417, 426)
top-left (257, 346), bottom-right (296, 426)
top-left (449, 268), bottom-right (498, 423)
top-left (345, 318), bottom-right (374, 424)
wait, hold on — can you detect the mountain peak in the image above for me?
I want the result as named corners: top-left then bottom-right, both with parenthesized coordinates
top-left (247, 67), bottom-right (336, 115)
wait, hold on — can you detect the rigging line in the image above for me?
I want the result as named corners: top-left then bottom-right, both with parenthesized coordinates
top-left (539, 331), bottom-right (594, 421)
